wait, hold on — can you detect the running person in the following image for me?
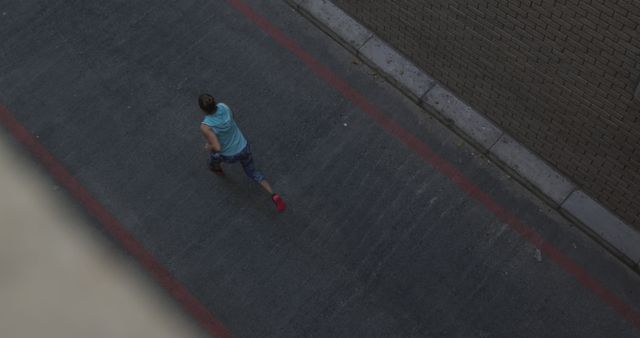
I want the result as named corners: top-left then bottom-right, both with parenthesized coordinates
top-left (198, 94), bottom-right (286, 212)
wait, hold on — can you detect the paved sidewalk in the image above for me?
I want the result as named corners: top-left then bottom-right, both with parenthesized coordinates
top-left (1, 0), bottom-right (639, 337)
top-left (0, 132), bottom-right (206, 337)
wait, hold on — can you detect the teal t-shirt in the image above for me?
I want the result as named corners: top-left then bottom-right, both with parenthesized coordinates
top-left (202, 103), bottom-right (247, 156)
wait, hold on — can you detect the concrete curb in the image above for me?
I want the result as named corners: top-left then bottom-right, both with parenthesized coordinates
top-left (561, 191), bottom-right (640, 266)
top-left (285, 0), bottom-right (640, 271)
top-left (422, 85), bottom-right (503, 151)
top-left (358, 36), bottom-right (436, 102)
top-left (489, 134), bottom-right (576, 205)
top-left (290, 0), bottom-right (372, 54)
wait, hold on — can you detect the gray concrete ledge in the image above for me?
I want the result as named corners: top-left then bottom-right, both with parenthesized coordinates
top-left (562, 190), bottom-right (640, 266)
top-left (357, 36), bottom-right (436, 101)
top-left (489, 134), bottom-right (575, 205)
top-left (287, 0), bottom-right (372, 54)
top-left (422, 85), bottom-right (503, 151)
top-left (285, 0), bottom-right (640, 268)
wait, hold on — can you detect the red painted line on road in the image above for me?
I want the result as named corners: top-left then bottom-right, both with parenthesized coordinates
top-left (0, 105), bottom-right (233, 338)
top-left (226, 0), bottom-right (640, 329)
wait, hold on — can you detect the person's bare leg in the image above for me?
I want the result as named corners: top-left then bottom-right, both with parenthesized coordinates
top-left (259, 179), bottom-right (274, 195)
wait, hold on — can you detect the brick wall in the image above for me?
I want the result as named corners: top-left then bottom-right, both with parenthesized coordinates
top-left (332, 0), bottom-right (640, 229)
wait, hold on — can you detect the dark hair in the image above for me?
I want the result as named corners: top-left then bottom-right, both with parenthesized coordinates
top-left (198, 94), bottom-right (217, 114)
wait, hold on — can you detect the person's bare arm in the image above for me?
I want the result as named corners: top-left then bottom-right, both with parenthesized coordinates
top-left (200, 124), bottom-right (221, 153)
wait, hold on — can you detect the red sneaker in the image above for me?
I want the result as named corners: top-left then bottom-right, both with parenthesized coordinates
top-left (271, 193), bottom-right (286, 212)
